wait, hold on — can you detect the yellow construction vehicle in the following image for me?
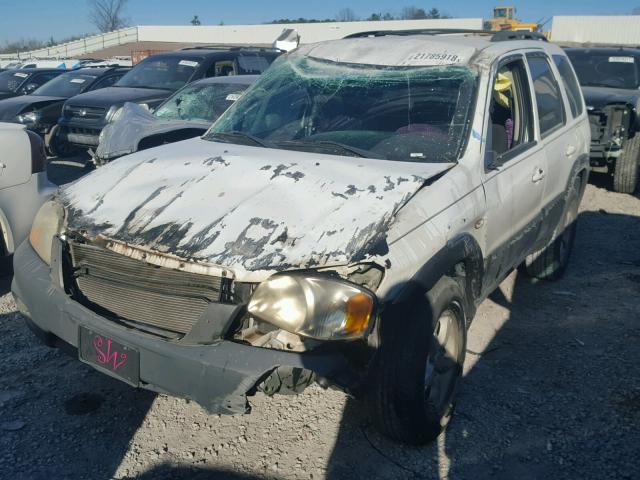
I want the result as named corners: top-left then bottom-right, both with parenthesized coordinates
top-left (487, 6), bottom-right (540, 32)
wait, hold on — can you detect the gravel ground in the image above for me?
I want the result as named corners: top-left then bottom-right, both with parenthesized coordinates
top-left (1, 160), bottom-right (639, 480)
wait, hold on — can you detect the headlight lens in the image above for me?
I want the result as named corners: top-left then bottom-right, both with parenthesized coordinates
top-left (247, 274), bottom-right (375, 340)
top-left (106, 105), bottom-right (123, 123)
top-left (29, 200), bottom-right (64, 266)
top-left (16, 111), bottom-right (40, 125)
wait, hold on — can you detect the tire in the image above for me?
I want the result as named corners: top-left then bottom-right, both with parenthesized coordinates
top-left (46, 125), bottom-right (77, 158)
top-left (612, 134), bottom-right (640, 194)
top-left (523, 177), bottom-right (581, 280)
top-left (365, 276), bottom-right (467, 445)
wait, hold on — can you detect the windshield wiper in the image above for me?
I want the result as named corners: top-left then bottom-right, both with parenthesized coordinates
top-left (208, 131), bottom-right (272, 148)
top-left (277, 139), bottom-right (384, 159)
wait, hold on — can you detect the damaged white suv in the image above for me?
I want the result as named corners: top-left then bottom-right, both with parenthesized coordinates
top-left (13, 30), bottom-right (590, 444)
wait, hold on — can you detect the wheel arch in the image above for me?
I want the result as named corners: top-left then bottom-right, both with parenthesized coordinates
top-left (390, 233), bottom-right (484, 323)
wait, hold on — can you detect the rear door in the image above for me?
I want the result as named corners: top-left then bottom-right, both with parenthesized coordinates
top-left (526, 52), bottom-right (578, 242)
top-left (481, 53), bottom-right (547, 291)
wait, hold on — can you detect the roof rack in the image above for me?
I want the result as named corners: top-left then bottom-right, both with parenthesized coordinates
top-left (490, 31), bottom-right (548, 42)
top-left (180, 45), bottom-right (280, 52)
top-left (344, 29), bottom-right (489, 39)
top-left (344, 28), bottom-right (548, 43)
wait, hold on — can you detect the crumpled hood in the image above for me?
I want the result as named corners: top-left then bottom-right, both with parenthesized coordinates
top-left (0, 95), bottom-right (65, 121)
top-left (61, 138), bottom-right (453, 278)
top-left (65, 86), bottom-right (172, 108)
top-left (582, 86), bottom-right (640, 113)
top-left (96, 102), bottom-right (210, 160)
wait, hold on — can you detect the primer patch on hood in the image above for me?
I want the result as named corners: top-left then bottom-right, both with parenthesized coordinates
top-left (62, 138), bottom-right (453, 277)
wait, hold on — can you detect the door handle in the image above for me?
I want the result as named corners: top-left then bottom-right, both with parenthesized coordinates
top-left (0, 162), bottom-right (5, 176)
top-left (532, 168), bottom-right (546, 183)
top-left (565, 145), bottom-right (576, 157)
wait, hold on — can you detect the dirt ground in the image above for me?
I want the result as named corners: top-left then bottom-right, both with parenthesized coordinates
top-left (0, 159), bottom-right (639, 480)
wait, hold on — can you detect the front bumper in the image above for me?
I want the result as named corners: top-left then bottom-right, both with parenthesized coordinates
top-left (11, 241), bottom-right (348, 414)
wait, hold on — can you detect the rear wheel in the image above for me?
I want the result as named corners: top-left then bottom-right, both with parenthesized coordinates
top-left (523, 177), bottom-right (581, 280)
top-left (366, 277), bottom-right (467, 445)
top-left (612, 134), bottom-right (640, 194)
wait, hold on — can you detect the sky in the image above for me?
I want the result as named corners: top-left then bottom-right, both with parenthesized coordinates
top-left (0, 0), bottom-right (637, 43)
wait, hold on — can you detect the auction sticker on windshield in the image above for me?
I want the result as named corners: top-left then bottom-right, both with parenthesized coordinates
top-left (179, 60), bottom-right (199, 68)
top-left (70, 78), bottom-right (87, 83)
top-left (13, 72), bottom-right (28, 78)
top-left (609, 56), bottom-right (634, 63)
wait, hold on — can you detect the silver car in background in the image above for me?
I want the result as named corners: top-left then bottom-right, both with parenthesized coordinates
top-left (0, 123), bottom-right (56, 271)
top-left (94, 75), bottom-right (258, 164)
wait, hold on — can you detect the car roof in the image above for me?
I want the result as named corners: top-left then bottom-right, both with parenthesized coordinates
top-left (565, 47), bottom-right (640, 57)
top-left (190, 75), bottom-right (260, 86)
top-left (70, 67), bottom-right (130, 76)
top-left (294, 32), bottom-right (564, 68)
top-left (4, 67), bottom-right (66, 73)
top-left (151, 47), bottom-right (279, 59)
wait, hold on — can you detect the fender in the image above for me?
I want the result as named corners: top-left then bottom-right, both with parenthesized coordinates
top-left (391, 233), bottom-right (484, 321)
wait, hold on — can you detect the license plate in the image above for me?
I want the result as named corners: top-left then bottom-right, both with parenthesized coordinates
top-left (78, 327), bottom-right (140, 386)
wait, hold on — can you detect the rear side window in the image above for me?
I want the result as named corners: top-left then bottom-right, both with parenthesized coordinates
top-left (553, 55), bottom-right (584, 118)
top-left (526, 54), bottom-right (565, 135)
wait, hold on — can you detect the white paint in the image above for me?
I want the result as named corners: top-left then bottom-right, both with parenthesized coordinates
top-left (299, 35), bottom-right (480, 67)
top-left (62, 138), bottom-right (453, 281)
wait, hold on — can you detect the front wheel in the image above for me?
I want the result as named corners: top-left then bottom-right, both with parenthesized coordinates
top-left (365, 277), bottom-right (467, 445)
top-left (612, 134), bottom-right (640, 194)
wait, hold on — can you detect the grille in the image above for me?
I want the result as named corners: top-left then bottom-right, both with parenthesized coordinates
top-left (69, 241), bottom-right (225, 335)
top-left (65, 105), bottom-right (106, 120)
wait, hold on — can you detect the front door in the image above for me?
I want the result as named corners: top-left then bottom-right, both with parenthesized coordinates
top-left (481, 54), bottom-right (547, 294)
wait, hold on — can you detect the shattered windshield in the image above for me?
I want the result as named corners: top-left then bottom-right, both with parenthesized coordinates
top-left (116, 56), bottom-right (202, 91)
top-left (32, 72), bottom-right (97, 97)
top-left (154, 82), bottom-right (249, 123)
top-left (566, 51), bottom-right (639, 89)
top-left (0, 70), bottom-right (29, 92)
top-left (204, 56), bottom-right (477, 163)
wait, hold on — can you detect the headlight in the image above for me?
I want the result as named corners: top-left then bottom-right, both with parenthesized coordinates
top-left (247, 274), bottom-right (376, 340)
top-left (106, 105), bottom-right (123, 123)
top-left (16, 111), bottom-right (40, 125)
top-left (29, 200), bottom-right (64, 266)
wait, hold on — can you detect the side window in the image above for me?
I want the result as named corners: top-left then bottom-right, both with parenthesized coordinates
top-left (91, 74), bottom-right (122, 90)
top-left (489, 58), bottom-right (534, 160)
top-left (552, 54), bottom-right (584, 118)
top-left (30, 73), bottom-right (59, 88)
top-left (237, 54), bottom-right (272, 74)
top-left (205, 60), bottom-right (237, 77)
top-left (526, 54), bottom-right (565, 135)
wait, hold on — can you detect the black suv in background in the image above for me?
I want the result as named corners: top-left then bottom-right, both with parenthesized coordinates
top-left (566, 48), bottom-right (640, 193)
top-left (57, 47), bottom-right (281, 153)
top-left (0, 68), bottom-right (65, 101)
top-left (0, 67), bottom-right (128, 155)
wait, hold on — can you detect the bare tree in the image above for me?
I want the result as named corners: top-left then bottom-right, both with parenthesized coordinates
top-left (88, 0), bottom-right (129, 33)
top-left (335, 8), bottom-right (358, 22)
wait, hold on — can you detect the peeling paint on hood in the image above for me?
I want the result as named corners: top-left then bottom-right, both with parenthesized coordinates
top-left (61, 138), bottom-right (453, 280)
